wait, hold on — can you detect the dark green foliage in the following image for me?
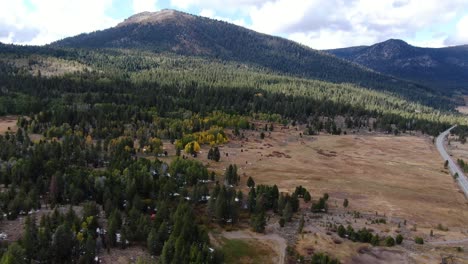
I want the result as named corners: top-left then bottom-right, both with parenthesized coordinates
top-left (0, 242), bottom-right (26, 264)
top-left (21, 216), bottom-right (38, 261)
top-left (457, 159), bottom-right (468, 173)
top-left (310, 252), bottom-right (340, 264)
top-left (247, 188), bottom-right (256, 213)
top-left (343, 199), bottom-right (349, 208)
top-left (224, 164), bottom-right (239, 185)
top-left (255, 185), bottom-right (280, 212)
top-left (311, 195), bottom-right (328, 213)
top-left (208, 147), bottom-right (221, 162)
top-left (0, 46), bottom-right (460, 139)
top-left (210, 186), bottom-right (239, 224)
top-left (49, 12), bottom-right (453, 109)
top-left (298, 215), bottom-right (305, 233)
top-left (279, 218), bottom-right (285, 228)
top-left (337, 225), bottom-right (346, 238)
top-left (147, 228), bottom-right (158, 256)
top-left (247, 176), bottom-right (255, 188)
top-left (337, 224), bottom-right (387, 246)
top-left (414, 237), bottom-right (424, 245)
top-left (371, 235), bottom-right (380, 246)
top-left (385, 236), bottom-right (395, 247)
top-left (0, 17), bottom-right (465, 263)
top-left (294, 185), bottom-right (308, 197)
top-left (159, 203), bottom-right (217, 264)
top-left (303, 191), bottom-right (311, 203)
top-left (396, 234), bottom-right (403, 245)
top-left (250, 211), bottom-right (266, 233)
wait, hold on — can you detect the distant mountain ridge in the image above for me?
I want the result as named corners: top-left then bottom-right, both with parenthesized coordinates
top-left (326, 39), bottom-right (468, 92)
top-left (51, 9), bottom-right (441, 105)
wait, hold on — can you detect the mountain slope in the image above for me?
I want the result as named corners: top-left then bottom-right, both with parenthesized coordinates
top-left (51, 10), bottom-right (443, 106)
top-left (326, 39), bottom-right (468, 92)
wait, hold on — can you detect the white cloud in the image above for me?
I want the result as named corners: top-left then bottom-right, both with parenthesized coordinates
top-left (289, 30), bottom-right (376, 50)
top-left (0, 0), bottom-right (118, 45)
top-left (170, 0), bottom-right (468, 49)
top-left (409, 37), bottom-right (446, 48)
top-left (133, 0), bottom-right (158, 13)
top-left (171, 0), bottom-right (264, 13)
top-left (445, 15), bottom-right (468, 46)
top-left (199, 9), bottom-right (215, 18)
top-left (247, 0), bottom-right (468, 49)
top-left (1, 0), bottom-right (467, 48)
top-left (199, 9), bottom-right (247, 27)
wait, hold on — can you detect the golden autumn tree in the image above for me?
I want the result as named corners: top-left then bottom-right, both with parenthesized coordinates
top-left (184, 141), bottom-right (201, 154)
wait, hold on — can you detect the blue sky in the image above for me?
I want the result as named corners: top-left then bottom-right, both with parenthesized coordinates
top-left (1, 0), bottom-right (467, 49)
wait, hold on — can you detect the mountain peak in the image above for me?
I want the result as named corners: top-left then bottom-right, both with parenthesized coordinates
top-left (326, 38), bottom-right (468, 91)
top-left (381, 39), bottom-right (409, 45)
top-left (117, 9), bottom-right (193, 27)
top-left (376, 39), bottom-right (412, 49)
top-left (364, 38), bottom-right (414, 59)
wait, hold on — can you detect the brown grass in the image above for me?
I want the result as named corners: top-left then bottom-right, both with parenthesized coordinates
top-left (447, 136), bottom-right (468, 163)
top-left (198, 128), bottom-right (468, 229)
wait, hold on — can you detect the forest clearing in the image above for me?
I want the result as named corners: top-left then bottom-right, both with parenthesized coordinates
top-left (192, 125), bottom-right (468, 263)
top-left (0, 116), bottom-right (18, 134)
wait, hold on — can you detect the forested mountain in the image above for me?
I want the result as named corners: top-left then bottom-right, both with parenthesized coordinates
top-left (50, 10), bottom-right (444, 106)
top-left (326, 39), bottom-right (468, 92)
top-left (2, 9), bottom-right (468, 264)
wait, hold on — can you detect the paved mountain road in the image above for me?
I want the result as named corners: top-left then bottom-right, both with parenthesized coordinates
top-left (435, 125), bottom-right (468, 198)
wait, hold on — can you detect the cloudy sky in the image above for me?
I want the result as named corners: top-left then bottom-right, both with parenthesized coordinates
top-left (1, 0), bottom-right (467, 49)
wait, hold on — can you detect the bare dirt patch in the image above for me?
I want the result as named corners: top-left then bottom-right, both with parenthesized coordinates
top-left (456, 96), bottom-right (468, 115)
top-left (456, 106), bottom-right (468, 115)
top-left (0, 204), bottom-right (83, 242)
top-left (98, 246), bottom-right (152, 264)
top-left (349, 247), bottom-right (409, 264)
top-left (0, 116), bottom-right (18, 134)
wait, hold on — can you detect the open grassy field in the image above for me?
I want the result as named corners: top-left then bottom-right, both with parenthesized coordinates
top-left (220, 237), bottom-right (278, 264)
top-left (0, 115), bottom-right (18, 134)
top-left (208, 229), bottom-right (285, 264)
top-left (448, 134), bottom-right (468, 163)
top-left (195, 126), bottom-right (468, 262)
top-left (198, 126), bottom-right (468, 229)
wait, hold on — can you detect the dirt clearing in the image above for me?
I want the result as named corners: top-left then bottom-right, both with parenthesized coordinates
top-left (0, 116), bottom-right (18, 134)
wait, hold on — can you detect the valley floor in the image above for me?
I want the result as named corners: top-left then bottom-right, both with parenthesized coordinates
top-left (191, 125), bottom-right (468, 263)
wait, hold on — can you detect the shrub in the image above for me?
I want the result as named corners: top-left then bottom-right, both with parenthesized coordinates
top-left (384, 236), bottom-right (395, 247)
top-left (414, 237), bottom-right (424, 245)
top-left (395, 234), bottom-right (403, 245)
top-left (279, 218), bottom-right (285, 228)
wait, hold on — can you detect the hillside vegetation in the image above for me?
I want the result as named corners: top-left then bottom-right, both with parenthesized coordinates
top-left (0, 46), bottom-right (464, 136)
top-left (0, 10), bottom-right (467, 264)
top-left (326, 39), bottom-right (468, 93)
top-left (49, 10), bottom-right (449, 107)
